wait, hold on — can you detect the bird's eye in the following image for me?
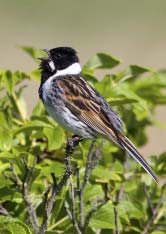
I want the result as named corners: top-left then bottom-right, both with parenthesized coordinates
top-left (56, 53), bottom-right (61, 59)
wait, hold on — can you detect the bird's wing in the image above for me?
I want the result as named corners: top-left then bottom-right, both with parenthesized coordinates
top-left (56, 75), bottom-right (158, 182)
top-left (56, 75), bottom-right (122, 142)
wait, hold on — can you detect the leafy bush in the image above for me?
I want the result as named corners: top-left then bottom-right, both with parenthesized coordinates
top-left (0, 47), bottom-right (165, 234)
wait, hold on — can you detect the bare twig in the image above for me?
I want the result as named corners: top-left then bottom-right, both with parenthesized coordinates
top-left (3, 161), bottom-right (22, 187)
top-left (116, 182), bottom-right (124, 204)
top-left (10, 161), bottom-right (21, 186)
top-left (70, 169), bottom-right (82, 233)
top-left (38, 136), bottom-right (80, 234)
top-left (0, 204), bottom-right (9, 216)
top-left (143, 185), bottom-right (154, 213)
top-left (22, 157), bottom-right (39, 233)
top-left (65, 199), bottom-right (82, 234)
top-left (78, 141), bottom-right (96, 228)
top-left (142, 184), bottom-right (166, 234)
top-left (81, 141), bottom-right (96, 191)
top-left (83, 183), bottom-right (109, 233)
top-left (114, 207), bottom-right (119, 234)
top-left (84, 198), bottom-right (108, 231)
top-left (65, 138), bottom-right (103, 234)
top-left (116, 153), bottom-right (129, 203)
top-left (78, 140), bottom-right (105, 230)
top-left (38, 161), bottom-right (72, 234)
top-left (65, 137), bottom-right (82, 234)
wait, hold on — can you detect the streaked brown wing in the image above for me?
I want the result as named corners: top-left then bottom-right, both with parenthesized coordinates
top-left (56, 75), bottom-right (119, 141)
top-left (55, 75), bottom-right (158, 182)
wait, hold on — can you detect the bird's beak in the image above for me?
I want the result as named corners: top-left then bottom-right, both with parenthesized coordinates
top-left (41, 48), bottom-right (51, 57)
top-left (38, 49), bottom-right (51, 62)
top-left (38, 57), bottom-right (49, 62)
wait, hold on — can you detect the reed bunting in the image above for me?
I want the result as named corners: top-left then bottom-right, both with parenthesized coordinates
top-left (38, 46), bottom-right (157, 182)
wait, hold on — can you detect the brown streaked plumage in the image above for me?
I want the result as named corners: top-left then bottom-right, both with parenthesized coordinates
top-left (39, 47), bottom-right (158, 183)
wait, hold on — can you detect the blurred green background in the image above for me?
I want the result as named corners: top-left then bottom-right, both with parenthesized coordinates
top-left (0, 0), bottom-right (166, 155)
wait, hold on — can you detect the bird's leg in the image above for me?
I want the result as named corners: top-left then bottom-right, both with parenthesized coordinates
top-left (66, 135), bottom-right (83, 154)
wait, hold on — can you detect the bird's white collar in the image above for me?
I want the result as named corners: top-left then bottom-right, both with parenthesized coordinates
top-left (49, 62), bottom-right (81, 77)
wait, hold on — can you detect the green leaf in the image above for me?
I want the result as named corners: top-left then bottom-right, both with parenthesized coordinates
top-left (90, 203), bottom-right (121, 229)
top-left (83, 53), bottom-right (121, 74)
top-left (0, 127), bottom-right (12, 151)
top-left (93, 166), bottom-right (121, 181)
top-left (128, 64), bottom-right (155, 77)
top-left (14, 119), bottom-right (53, 135)
top-left (41, 160), bottom-right (65, 177)
top-left (0, 112), bottom-right (10, 129)
top-left (0, 163), bottom-right (10, 173)
top-left (13, 71), bottom-right (30, 84)
top-left (20, 46), bottom-right (46, 62)
top-left (30, 69), bottom-right (41, 81)
top-left (81, 74), bottom-right (98, 85)
top-left (2, 219), bottom-right (32, 234)
top-left (44, 126), bottom-right (65, 150)
top-left (118, 200), bottom-right (144, 219)
top-left (3, 70), bottom-right (14, 94)
top-left (106, 97), bottom-right (137, 105)
top-left (0, 152), bottom-right (14, 159)
top-left (32, 102), bottom-right (46, 116)
top-left (9, 89), bottom-right (27, 120)
top-left (112, 161), bottom-right (123, 174)
top-left (84, 184), bottom-right (103, 202)
top-left (151, 231), bottom-right (166, 234)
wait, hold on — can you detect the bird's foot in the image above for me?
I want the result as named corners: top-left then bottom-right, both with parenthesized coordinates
top-left (66, 135), bottom-right (83, 155)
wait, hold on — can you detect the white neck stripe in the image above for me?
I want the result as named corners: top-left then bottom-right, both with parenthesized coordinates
top-left (49, 61), bottom-right (55, 71)
top-left (54, 63), bottom-right (81, 77)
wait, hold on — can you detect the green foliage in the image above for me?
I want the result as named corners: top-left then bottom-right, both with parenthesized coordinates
top-left (0, 47), bottom-right (165, 234)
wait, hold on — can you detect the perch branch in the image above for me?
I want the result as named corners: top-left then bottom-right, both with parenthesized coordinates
top-left (116, 153), bottom-right (129, 204)
top-left (38, 136), bottom-right (81, 234)
top-left (83, 183), bottom-right (109, 233)
top-left (142, 183), bottom-right (166, 234)
top-left (78, 140), bottom-right (104, 230)
top-left (22, 157), bottom-right (39, 233)
top-left (143, 185), bottom-right (154, 214)
top-left (114, 206), bottom-right (119, 234)
top-left (78, 140), bottom-right (96, 228)
top-left (65, 136), bottom-right (82, 234)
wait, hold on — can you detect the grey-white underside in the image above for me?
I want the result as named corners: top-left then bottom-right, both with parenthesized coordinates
top-left (41, 76), bottom-right (97, 138)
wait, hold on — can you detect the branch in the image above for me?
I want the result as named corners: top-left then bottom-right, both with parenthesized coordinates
top-left (22, 157), bottom-right (39, 233)
top-left (114, 207), bottom-right (119, 234)
top-left (116, 153), bottom-right (129, 204)
top-left (83, 183), bottom-right (109, 233)
top-left (69, 164), bottom-right (82, 233)
top-left (65, 137), bottom-right (103, 234)
top-left (3, 161), bottom-right (22, 188)
top-left (65, 201), bottom-right (82, 234)
top-left (78, 140), bottom-right (96, 228)
top-left (0, 204), bottom-right (9, 216)
top-left (77, 140), bottom-right (104, 230)
top-left (143, 185), bottom-right (154, 214)
top-left (142, 183), bottom-right (166, 234)
top-left (64, 136), bottom-right (83, 234)
top-left (10, 161), bottom-right (21, 186)
top-left (38, 136), bottom-right (80, 234)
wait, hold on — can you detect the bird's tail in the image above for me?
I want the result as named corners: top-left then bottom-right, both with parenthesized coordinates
top-left (118, 134), bottom-right (158, 183)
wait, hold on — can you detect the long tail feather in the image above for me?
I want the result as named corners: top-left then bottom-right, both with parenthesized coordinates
top-left (118, 134), bottom-right (158, 183)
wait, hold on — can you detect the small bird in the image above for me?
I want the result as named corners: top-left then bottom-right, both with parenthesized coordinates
top-left (39, 46), bottom-right (158, 182)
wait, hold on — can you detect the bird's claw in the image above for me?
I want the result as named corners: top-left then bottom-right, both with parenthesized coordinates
top-left (66, 135), bottom-right (83, 154)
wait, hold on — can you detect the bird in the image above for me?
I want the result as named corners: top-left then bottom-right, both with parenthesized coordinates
top-left (38, 46), bottom-right (158, 183)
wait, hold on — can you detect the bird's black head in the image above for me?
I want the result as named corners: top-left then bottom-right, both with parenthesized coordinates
top-left (40, 47), bottom-right (79, 73)
top-left (50, 47), bottom-right (79, 70)
top-left (39, 46), bottom-right (81, 86)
